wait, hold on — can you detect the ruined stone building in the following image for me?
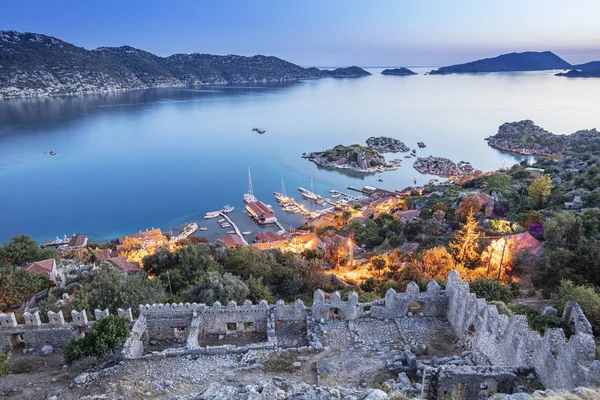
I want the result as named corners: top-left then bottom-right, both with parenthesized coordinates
top-left (1, 271), bottom-right (599, 399)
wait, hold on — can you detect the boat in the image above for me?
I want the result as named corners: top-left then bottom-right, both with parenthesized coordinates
top-left (221, 223), bottom-right (231, 228)
top-left (332, 193), bottom-right (341, 199)
top-left (199, 227), bottom-right (208, 231)
top-left (244, 168), bottom-right (258, 204)
top-left (222, 205), bottom-right (234, 213)
top-left (205, 211), bottom-right (220, 219)
top-left (226, 231), bottom-right (236, 234)
top-left (252, 128), bottom-right (266, 134)
top-left (217, 219), bottom-right (225, 223)
top-left (49, 150), bottom-right (56, 156)
top-left (274, 175), bottom-right (291, 203)
top-left (242, 231), bottom-right (252, 235)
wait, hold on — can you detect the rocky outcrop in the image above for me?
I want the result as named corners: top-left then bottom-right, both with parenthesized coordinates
top-left (381, 68), bottom-right (416, 76)
top-left (0, 31), bottom-right (369, 99)
top-left (556, 69), bottom-right (600, 78)
top-left (430, 51), bottom-right (572, 75)
top-left (366, 136), bottom-right (410, 153)
top-left (413, 156), bottom-right (473, 175)
top-left (485, 120), bottom-right (600, 156)
top-left (303, 144), bottom-right (398, 173)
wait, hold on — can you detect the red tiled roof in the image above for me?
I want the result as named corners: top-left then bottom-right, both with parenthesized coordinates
top-left (506, 232), bottom-right (543, 255)
top-left (221, 233), bottom-right (245, 248)
top-left (95, 256), bottom-right (142, 274)
top-left (247, 201), bottom-right (275, 218)
top-left (68, 234), bottom-right (87, 248)
top-left (256, 231), bottom-right (283, 243)
top-left (24, 259), bottom-right (55, 278)
top-left (117, 229), bottom-right (165, 246)
top-left (393, 209), bottom-right (421, 221)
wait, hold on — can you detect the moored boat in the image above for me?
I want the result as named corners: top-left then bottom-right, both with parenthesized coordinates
top-left (205, 211), bottom-right (220, 219)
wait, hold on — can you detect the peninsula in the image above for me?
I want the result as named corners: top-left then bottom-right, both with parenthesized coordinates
top-left (485, 120), bottom-right (600, 156)
top-left (366, 136), bottom-right (410, 152)
top-left (413, 156), bottom-right (473, 175)
top-left (302, 144), bottom-right (399, 173)
top-left (429, 51), bottom-right (572, 75)
top-left (381, 68), bottom-right (416, 76)
top-left (0, 31), bottom-right (370, 99)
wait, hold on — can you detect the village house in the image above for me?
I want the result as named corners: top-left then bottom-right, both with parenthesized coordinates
top-left (245, 201), bottom-right (277, 224)
top-left (94, 256), bottom-right (142, 274)
top-left (220, 233), bottom-right (245, 249)
top-left (393, 209), bottom-right (422, 222)
top-left (116, 228), bottom-right (166, 249)
top-left (23, 258), bottom-right (64, 286)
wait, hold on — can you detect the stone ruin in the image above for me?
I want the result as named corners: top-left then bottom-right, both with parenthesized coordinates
top-left (1, 270), bottom-right (599, 399)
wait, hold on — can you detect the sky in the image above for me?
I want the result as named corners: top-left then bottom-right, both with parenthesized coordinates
top-left (2, 0), bottom-right (600, 66)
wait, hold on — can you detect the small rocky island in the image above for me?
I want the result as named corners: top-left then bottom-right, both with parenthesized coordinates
top-left (413, 156), bottom-right (473, 175)
top-left (302, 144), bottom-right (399, 173)
top-left (323, 66), bottom-right (372, 78)
top-left (485, 120), bottom-right (600, 156)
top-left (366, 136), bottom-right (410, 152)
top-left (381, 67), bottom-right (416, 76)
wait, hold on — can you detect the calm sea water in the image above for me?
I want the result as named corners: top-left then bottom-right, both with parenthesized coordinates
top-left (1, 68), bottom-right (600, 244)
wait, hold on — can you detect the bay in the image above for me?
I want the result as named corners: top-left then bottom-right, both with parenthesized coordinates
top-left (1, 68), bottom-right (599, 243)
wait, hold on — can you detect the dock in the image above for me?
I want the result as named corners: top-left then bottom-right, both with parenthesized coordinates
top-left (219, 213), bottom-right (248, 245)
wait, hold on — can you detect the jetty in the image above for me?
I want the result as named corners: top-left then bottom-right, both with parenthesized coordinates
top-left (219, 213), bottom-right (248, 245)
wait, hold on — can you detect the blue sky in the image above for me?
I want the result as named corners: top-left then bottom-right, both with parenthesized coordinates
top-left (2, 0), bottom-right (600, 66)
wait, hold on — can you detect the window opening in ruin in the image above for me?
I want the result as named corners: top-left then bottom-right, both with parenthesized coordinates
top-left (363, 305), bottom-right (371, 313)
top-left (468, 324), bottom-right (476, 335)
top-left (173, 327), bottom-right (185, 339)
top-left (10, 334), bottom-right (25, 349)
top-left (328, 308), bottom-right (342, 320)
top-left (244, 321), bottom-right (254, 331)
top-left (226, 322), bottom-right (237, 331)
top-left (408, 301), bottom-right (427, 315)
top-left (454, 382), bottom-right (466, 400)
top-left (77, 326), bottom-right (86, 339)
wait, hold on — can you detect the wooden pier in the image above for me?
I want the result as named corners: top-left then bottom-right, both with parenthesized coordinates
top-left (219, 213), bottom-right (248, 245)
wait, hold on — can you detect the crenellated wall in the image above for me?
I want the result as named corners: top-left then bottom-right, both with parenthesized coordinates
top-left (445, 270), bottom-right (600, 389)
top-left (0, 308), bottom-right (133, 351)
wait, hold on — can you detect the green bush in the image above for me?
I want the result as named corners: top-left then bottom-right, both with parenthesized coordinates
top-left (64, 315), bottom-right (129, 364)
top-left (509, 304), bottom-right (569, 336)
top-left (470, 279), bottom-right (515, 303)
top-left (0, 351), bottom-right (10, 376)
top-left (488, 300), bottom-right (513, 317)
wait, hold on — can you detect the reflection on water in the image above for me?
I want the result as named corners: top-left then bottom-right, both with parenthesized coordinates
top-left (1, 68), bottom-right (599, 243)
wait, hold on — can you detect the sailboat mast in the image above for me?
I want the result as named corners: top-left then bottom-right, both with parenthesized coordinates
top-left (281, 175), bottom-right (287, 197)
top-left (248, 167), bottom-right (254, 196)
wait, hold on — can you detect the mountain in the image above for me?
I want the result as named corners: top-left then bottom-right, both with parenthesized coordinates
top-left (429, 51), bottom-right (572, 75)
top-left (381, 67), bottom-right (416, 76)
top-left (0, 31), bottom-right (369, 99)
top-left (556, 61), bottom-right (600, 78)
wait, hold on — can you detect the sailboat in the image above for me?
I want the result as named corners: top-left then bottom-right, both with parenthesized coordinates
top-left (298, 171), bottom-right (321, 201)
top-left (274, 175), bottom-right (291, 203)
top-left (244, 167), bottom-right (257, 204)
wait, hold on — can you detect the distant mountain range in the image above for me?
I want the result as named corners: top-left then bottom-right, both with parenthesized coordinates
top-left (0, 31), bottom-right (371, 99)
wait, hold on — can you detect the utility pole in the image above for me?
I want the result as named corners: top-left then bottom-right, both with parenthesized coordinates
top-left (497, 238), bottom-right (508, 280)
top-left (166, 269), bottom-right (173, 296)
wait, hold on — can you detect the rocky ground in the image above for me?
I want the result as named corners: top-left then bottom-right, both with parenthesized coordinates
top-left (413, 156), bottom-right (473, 176)
top-left (366, 137), bottom-right (411, 153)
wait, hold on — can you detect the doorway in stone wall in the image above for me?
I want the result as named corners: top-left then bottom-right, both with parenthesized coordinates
top-left (328, 308), bottom-right (342, 320)
top-left (10, 333), bottom-right (25, 349)
top-left (407, 301), bottom-right (427, 315)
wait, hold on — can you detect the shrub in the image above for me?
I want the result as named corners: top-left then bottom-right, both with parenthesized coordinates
top-left (0, 351), bottom-right (10, 376)
top-left (64, 315), bottom-right (129, 364)
top-left (488, 300), bottom-right (513, 317)
top-left (470, 279), bottom-right (515, 303)
top-left (557, 280), bottom-right (600, 335)
top-left (509, 304), bottom-right (568, 335)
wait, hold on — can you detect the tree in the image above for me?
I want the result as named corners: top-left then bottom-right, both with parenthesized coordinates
top-left (182, 272), bottom-right (248, 305)
top-left (0, 235), bottom-right (59, 266)
top-left (244, 275), bottom-right (272, 303)
top-left (225, 246), bottom-right (276, 280)
top-left (419, 246), bottom-right (457, 281)
top-left (486, 172), bottom-right (511, 193)
top-left (456, 194), bottom-right (485, 220)
top-left (64, 315), bottom-right (129, 364)
top-left (449, 210), bottom-right (481, 268)
top-left (0, 267), bottom-right (53, 308)
top-left (73, 265), bottom-right (167, 314)
top-left (370, 255), bottom-right (387, 278)
top-left (544, 212), bottom-right (583, 249)
top-left (528, 175), bottom-right (553, 207)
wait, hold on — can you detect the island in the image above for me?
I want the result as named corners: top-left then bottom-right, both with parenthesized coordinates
top-left (485, 120), bottom-right (600, 156)
top-left (556, 66), bottom-right (600, 78)
top-left (381, 67), bottom-right (416, 76)
top-left (429, 51), bottom-right (572, 75)
top-left (365, 136), bottom-right (410, 152)
top-left (322, 66), bottom-right (372, 78)
top-left (302, 144), bottom-right (399, 173)
top-left (0, 30), bottom-right (370, 99)
top-left (413, 156), bottom-right (473, 175)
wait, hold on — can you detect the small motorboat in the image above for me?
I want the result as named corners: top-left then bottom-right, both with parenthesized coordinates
top-left (49, 151), bottom-right (56, 156)
top-left (199, 227), bottom-right (208, 231)
top-left (242, 231), bottom-right (252, 235)
top-left (226, 231), bottom-right (236, 234)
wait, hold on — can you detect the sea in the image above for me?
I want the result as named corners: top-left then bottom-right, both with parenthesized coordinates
top-left (1, 67), bottom-right (600, 244)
